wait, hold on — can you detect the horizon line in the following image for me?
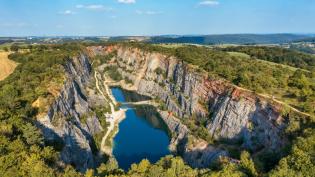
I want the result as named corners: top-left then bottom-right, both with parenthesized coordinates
top-left (1, 32), bottom-right (315, 38)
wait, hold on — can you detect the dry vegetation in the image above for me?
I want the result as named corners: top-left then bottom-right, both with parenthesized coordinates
top-left (0, 51), bottom-right (17, 81)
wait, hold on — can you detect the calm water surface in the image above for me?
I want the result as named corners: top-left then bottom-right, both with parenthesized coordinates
top-left (111, 87), bottom-right (170, 170)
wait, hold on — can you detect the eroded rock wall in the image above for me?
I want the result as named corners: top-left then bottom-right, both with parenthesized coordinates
top-left (37, 54), bottom-right (105, 172)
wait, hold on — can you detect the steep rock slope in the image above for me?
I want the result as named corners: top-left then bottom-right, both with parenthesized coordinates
top-left (158, 110), bottom-right (228, 168)
top-left (36, 54), bottom-right (106, 172)
top-left (88, 45), bottom-right (289, 167)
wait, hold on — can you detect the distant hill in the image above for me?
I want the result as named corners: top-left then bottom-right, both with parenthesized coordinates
top-left (293, 37), bottom-right (315, 43)
top-left (0, 39), bottom-right (13, 45)
top-left (147, 34), bottom-right (309, 45)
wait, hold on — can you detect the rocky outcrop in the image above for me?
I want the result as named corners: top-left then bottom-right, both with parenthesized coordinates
top-left (36, 54), bottom-right (106, 172)
top-left (87, 45), bottom-right (289, 167)
top-left (207, 90), bottom-right (286, 151)
top-left (158, 111), bottom-right (228, 168)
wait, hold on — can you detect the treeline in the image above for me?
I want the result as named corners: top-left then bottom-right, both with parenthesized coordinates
top-left (147, 34), bottom-right (308, 45)
top-left (82, 152), bottom-right (260, 177)
top-left (220, 46), bottom-right (315, 71)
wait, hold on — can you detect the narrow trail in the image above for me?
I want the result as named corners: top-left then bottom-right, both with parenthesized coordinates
top-left (235, 86), bottom-right (311, 117)
top-left (94, 71), bottom-right (126, 154)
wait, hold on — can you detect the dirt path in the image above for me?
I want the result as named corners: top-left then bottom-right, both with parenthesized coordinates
top-left (94, 71), bottom-right (126, 154)
top-left (0, 52), bottom-right (17, 81)
top-left (235, 86), bottom-right (311, 117)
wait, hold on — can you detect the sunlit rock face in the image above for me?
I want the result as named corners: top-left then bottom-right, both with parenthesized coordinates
top-left (37, 54), bottom-right (107, 172)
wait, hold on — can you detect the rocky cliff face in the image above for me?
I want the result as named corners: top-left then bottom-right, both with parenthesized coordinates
top-left (88, 45), bottom-right (289, 167)
top-left (36, 54), bottom-right (106, 172)
top-left (158, 110), bottom-right (228, 168)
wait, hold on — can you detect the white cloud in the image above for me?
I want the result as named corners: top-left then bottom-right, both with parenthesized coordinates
top-left (136, 10), bottom-right (163, 15)
top-left (118, 0), bottom-right (136, 4)
top-left (86, 5), bottom-right (104, 10)
top-left (76, 4), bottom-right (113, 11)
top-left (59, 10), bottom-right (75, 15)
top-left (198, 1), bottom-right (219, 6)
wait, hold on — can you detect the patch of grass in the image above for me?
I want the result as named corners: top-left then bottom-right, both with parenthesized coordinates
top-left (93, 131), bottom-right (105, 150)
top-left (105, 65), bottom-right (123, 81)
top-left (79, 111), bottom-right (94, 125)
top-left (124, 76), bottom-right (133, 84)
top-left (227, 51), bottom-right (251, 59)
top-left (182, 116), bottom-right (213, 144)
top-left (105, 126), bottom-right (118, 147)
top-left (154, 67), bottom-right (164, 75)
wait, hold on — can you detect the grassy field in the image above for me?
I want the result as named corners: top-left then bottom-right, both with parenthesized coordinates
top-left (228, 51), bottom-right (304, 72)
top-left (0, 42), bottom-right (29, 50)
top-left (228, 51), bottom-right (251, 59)
top-left (0, 51), bottom-right (17, 81)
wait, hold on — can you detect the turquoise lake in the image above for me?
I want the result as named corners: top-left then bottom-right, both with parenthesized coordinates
top-left (111, 87), bottom-right (170, 170)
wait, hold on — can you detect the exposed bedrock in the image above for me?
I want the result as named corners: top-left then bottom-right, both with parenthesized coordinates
top-left (36, 54), bottom-right (107, 172)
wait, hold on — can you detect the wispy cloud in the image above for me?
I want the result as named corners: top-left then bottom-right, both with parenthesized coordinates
top-left (136, 10), bottom-right (163, 15)
top-left (76, 4), bottom-right (113, 11)
top-left (118, 0), bottom-right (136, 4)
top-left (59, 10), bottom-right (75, 15)
top-left (198, 0), bottom-right (220, 6)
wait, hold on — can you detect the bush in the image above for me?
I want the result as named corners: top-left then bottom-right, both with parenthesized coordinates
top-left (240, 151), bottom-right (258, 177)
top-left (154, 67), bottom-right (164, 75)
top-left (106, 66), bottom-right (123, 81)
top-left (10, 44), bottom-right (19, 52)
top-left (125, 77), bottom-right (133, 84)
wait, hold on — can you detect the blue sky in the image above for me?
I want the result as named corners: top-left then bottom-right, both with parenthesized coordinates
top-left (0, 0), bottom-right (314, 36)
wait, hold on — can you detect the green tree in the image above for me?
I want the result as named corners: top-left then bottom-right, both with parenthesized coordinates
top-left (85, 169), bottom-right (94, 177)
top-left (208, 163), bottom-right (244, 177)
top-left (97, 157), bottom-right (122, 176)
top-left (10, 44), bottom-right (19, 52)
top-left (240, 151), bottom-right (258, 177)
top-left (128, 159), bottom-right (151, 175)
top-left (269, 129), bottom-right (315, 177)
top-left (22, 123), bottom-right (44, 146)
top-left (63, 165), bottom-right (82, 177)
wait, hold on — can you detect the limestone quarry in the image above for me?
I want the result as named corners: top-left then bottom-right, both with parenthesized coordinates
top-left (33, 43), bottom-right (305, 172)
